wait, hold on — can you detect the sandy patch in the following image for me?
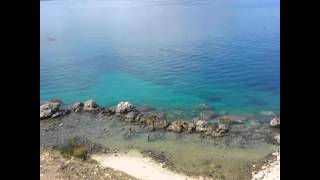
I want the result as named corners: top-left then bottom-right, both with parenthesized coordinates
top-left (91, 150), bottom-right (207, 180)
top-left (252, 151), bottom-right (280, 180)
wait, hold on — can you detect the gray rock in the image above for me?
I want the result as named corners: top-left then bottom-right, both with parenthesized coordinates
top-left (195, 120), bottom-right (209, 132)
top-left (83, 99), bottom-right (98, 111)
top-left (115, 102), bottom-right (134, 114)
top-left (135, 113), bottom-right (142, 122)
top-left (124, 111), bottom-right (138, 122)
top-left (217, 123), bottom-right (230, 131)
top-left (270, 117), bottom-right (280, 128)
top-left (186, 122), bottom-right (196, 133)
top-left (166, 121), bottom-right (183, 133)
top-left (40, 109), bottom-right (52, 120)
top-left (72, 102), bottom-right (84, 112)
top-left (204, 124), bottom-right (218, 135)
top-left (40, 101), bottom-right (61, 120)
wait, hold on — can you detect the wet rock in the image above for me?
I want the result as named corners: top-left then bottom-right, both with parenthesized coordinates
top-left (106, 106), bottom-right (116, 114)
top-left (166, 121), bottom-right (183, 133)
top-left (124, 111), bottom-right (138, 122)
top-left (204, 124), bottom-right (218, 135)
top-left (260, 111), bottom-right (277, 117)
top-left (199, 110), bottom-right (216, 120)
top-left (194, 103), bottom-right (211, 111)
top-left (145, 116), bottom-right (168, 131)
top-left (186, 122), bottom-right (196, 133)
top-left (195, 120), bottom-right (209, 133)
top-left (72, 102), bottom-right (84, 112)
top-left (212, 131), bottom-right (225, 137)
top-left (83, 100), bottom-right (98, 111)
top-left (270, 117), bottom-right (280, 128)
top-left (48, 98), bottom-right (63, 104)
top-left (40, 101), bottom-right (62, 120)
top-left (217, 123), bottom-right (230, 132)
top-left (137, 105), bottom-right (155, 112)
top-left (115, 102), bottom-right (134, 114)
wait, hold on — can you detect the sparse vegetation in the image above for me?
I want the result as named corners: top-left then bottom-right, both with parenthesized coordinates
top-left (59, 139), bottom-right (88, 160)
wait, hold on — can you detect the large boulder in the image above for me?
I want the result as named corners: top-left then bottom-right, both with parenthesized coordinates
top-left (270, 117), bottom-right (280, 128)
top-left (83, 99), bottom-right (98, 111)
top-left (115, 102), bottom-right (134, 114)
top-left (40, 101), bottom-right (62, 120)
top-left (72, 102), bottom-right (84, 112)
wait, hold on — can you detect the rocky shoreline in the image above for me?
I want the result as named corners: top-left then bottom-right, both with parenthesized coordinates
top-left (40, 99), bottom-right (280, 139)
top-left (40, 98), bottom-right (280, 179)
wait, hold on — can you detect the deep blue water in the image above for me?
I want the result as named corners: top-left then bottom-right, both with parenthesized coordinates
top-left (40, 0), bottom-right (279, 115)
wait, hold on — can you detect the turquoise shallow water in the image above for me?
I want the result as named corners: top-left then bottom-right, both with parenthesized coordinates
top-left (40, 0), bottom-right (280, 115)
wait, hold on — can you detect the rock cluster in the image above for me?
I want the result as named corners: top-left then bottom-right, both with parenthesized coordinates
top-left (165, 117), bottom-right (230, 137)
top-left (40, 99), bottom-right (238, 137)
top-left (40, 99), bottom-right (70, 120)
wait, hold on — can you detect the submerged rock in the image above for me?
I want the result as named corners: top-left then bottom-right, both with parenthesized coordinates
top-left (83, 100), bottom-right (98, 111)
top-left (218, 115), bottom-right (244, 125)
top-left (199, 110), bottom-right (216, 120)
top-left (194, 103), bottom-right (211, 111)
top-left (115, 102), bottom-right (134, 114)
top-left (72, 102), bottom-right (84, 112)
top-left (137, 105), bottom-right (155, 112)
top-left (260, 111), bottom-right (277, 117)
top-left (270, 117), bottom-right (280, 128)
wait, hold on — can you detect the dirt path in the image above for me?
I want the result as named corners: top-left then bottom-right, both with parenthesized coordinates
top-left (91, 149), bottom-right (207, 180)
